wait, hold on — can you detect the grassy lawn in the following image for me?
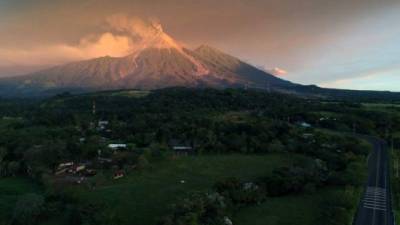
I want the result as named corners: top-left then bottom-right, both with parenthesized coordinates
top-left (390, 148), bottom-right (400, 221)
top-left (361, 103), bottom-right (400, 115)
top-left (0, 178), bottom-right (40, 224)
top-left (233, 188), bottom-right (360, 225)
top-left (233, 192), bottom-right (325, 225)
top-left (362, 103), bottom-right (400, 109)
top-left (65, 153), bottom-right (304, 225)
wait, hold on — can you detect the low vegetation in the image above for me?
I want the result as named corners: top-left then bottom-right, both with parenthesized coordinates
top-left (0, 88), bottom-right (396, 225)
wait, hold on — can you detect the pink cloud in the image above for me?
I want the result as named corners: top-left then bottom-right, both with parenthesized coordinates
top-left (271, 67), bottom-right (288, 76)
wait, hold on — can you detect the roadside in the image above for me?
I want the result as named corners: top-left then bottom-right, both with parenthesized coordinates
top-left (390, 143), bottom-right (400, 222)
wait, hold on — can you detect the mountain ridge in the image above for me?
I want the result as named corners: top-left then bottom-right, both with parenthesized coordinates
top-left (1, 26), bottom-right (399, 101)
top-left (0, 42), bottom-right (291, 94)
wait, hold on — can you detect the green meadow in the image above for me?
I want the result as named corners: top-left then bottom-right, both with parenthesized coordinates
top-left (65, 154), bottom-right (303, 225)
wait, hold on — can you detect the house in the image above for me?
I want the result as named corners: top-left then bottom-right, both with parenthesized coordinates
top-left (98, 157), bottom-right (113, 163)
top-left (69, 162), bottom-right (93, 174)
top-left (173, 146), bottom-right (193, 151)
top-left (169, 139), bottom-right (194, 156)
top-left (98, 120), bottom-right (109, 131)
top-left (173, 146), bottom-right (193, 155)
top-left (299, 122), bottom-right (312, 128)
top-left (98, 120), bottom-right (109, 126)
top-left (108, 144), bottom-right (127, 150)
top-left (302, 133), bottom-right (314, 139)
top-left (76, 165), bottom-right (86, 173)
top-left (55, 168), bottom-right (68, 176)
top-left (321, 143), bottom-right (336, 149)
top-left (113, 171), bottom-right (125, 179)
top-left (55, 162), bottom-right (74, 175)
top-left (57, 162), bottom-right (74, 169)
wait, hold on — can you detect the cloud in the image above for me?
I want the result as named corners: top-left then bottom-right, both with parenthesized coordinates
top-left (270, 67), bottom-right (288, 76)
top-left (0, 15), bottom-right (160, 68)
top-left (318, 66), bottom-right (400, 91)
top-left (0, 33), bottom-right (135, 67)
top-left (255, 65), bottom-right (288, 76)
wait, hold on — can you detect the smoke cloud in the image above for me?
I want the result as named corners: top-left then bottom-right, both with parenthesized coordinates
top-left (0, 15), bottom-right (159, 70)
top-left (105, 14), bottom-right (163, 41)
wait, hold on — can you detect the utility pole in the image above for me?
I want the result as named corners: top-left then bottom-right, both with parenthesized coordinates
top-left (396, 153), bottom-right (399, 179)
top-left (384, 126), bottom-right (388, 140)
top-left (392, 135), bottom-right (394, 155)
top-left (92, 100), bottom-right (96, 115)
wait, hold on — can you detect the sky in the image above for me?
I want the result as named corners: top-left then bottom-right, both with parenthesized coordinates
top-left (0, 0), bottom-right (400, 91)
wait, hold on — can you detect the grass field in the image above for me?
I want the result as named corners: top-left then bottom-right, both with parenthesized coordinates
top-left (65, 153), bottom-right (304, 225)
top-left (362, 103), bottom-right (400, 109)
top-left (0, 178), bottom-right (40, 224)
top-left (233, 191), bottom-right (325, 225)
top-left (234, 187), bottom-right (361, 225)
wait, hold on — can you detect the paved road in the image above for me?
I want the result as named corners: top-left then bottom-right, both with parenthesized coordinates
top-left (354, 137), bottom-right (395, 225)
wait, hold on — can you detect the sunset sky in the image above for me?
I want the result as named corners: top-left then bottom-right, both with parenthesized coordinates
top-left (1, 0), bottom-right (400, 91)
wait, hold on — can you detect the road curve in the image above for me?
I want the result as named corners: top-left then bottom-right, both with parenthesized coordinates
top-left (354, 137), bottom-right (395, 225)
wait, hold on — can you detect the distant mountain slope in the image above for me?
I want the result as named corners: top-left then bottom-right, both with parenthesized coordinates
top-left (192, 45), bottom-right (293, 87)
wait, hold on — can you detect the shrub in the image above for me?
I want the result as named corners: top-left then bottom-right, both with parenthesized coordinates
top-left (12, 194), bottom-right (45, 225)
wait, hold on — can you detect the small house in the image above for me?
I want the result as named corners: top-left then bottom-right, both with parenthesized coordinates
top-left (98, 157), bottom-right (113, 163)
top-left (108, 144), bottom-right (127, 150)
top-left (169, 139), bottom-right (194, 156)
top-left (113, 171), bottom-right (125, 180)
top-left (76, 165), bottom-right (86, 172)
top-left (98, 120), bottom-right (109, 126)
top-left (57, 162), bottom-right (74, 169)
top-left (98, 121), bottom-right (109, 131)
top-left (55, 168), bottom-right (68, 176)
top-left (302, 133), bottom-right (314, 139)
top-left (299, 122), bottom-right (312, 128)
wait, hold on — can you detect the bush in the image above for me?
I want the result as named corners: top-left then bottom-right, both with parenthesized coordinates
top-left (318, 186), bottom-right (358, 225)
top-left (12, 194), bottom-right (45, 225)
top-left (158, 192), bottom-right (227, 225)
top-left (214, 178), bottom-right (266, 205)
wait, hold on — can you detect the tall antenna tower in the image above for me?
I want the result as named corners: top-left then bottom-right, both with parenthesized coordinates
top-left (92, 100), bottom-right (96, 115)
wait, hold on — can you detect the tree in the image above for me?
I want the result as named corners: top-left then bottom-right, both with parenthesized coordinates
top-left (0, 147), bottom-right (7, 176)
top-left (7, 161), bottom-right (20, 176)
top-left (137, 155), bottom-right (149, 169)
top-left (267, 140), bottom-right (285, 152)
top-left (65, 205), bottom-right (82, 225)
top-left (12, 194), bottom-right (45, 225)
top-left (0, 147), bottom-right (6, 162)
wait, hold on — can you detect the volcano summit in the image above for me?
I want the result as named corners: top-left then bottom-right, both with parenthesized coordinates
top-left (0, 21), bottom-right (294, 96)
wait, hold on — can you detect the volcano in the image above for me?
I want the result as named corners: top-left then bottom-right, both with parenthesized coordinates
top-left (4, 21), bottom-right (398, 101)
top-left (0, 22), bottom-right (295, 96)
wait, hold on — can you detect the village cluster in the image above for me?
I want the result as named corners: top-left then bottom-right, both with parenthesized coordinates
top-left (53, 120), bottom-right (194, 185)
